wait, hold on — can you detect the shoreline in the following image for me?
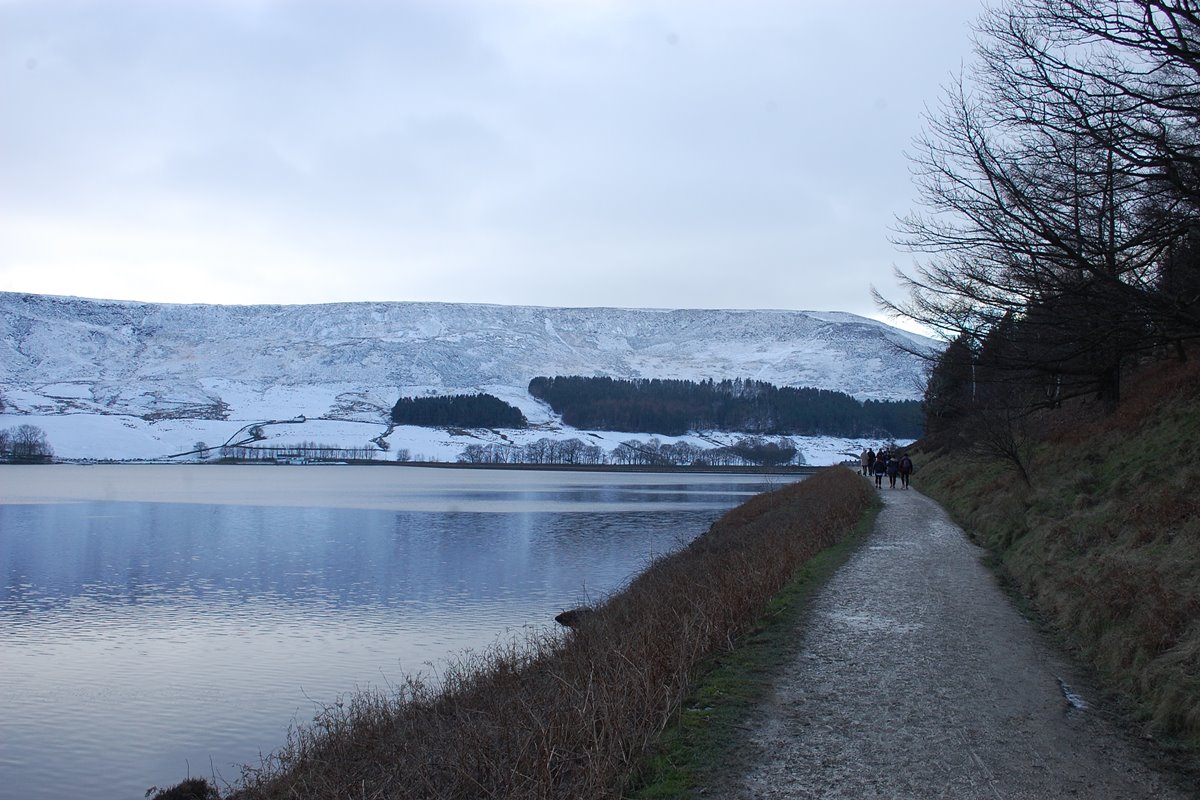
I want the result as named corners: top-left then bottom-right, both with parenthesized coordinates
top-left (26, 458), bottom-right (825, 475)
top-left (151, 467), bottom-right (873, 799)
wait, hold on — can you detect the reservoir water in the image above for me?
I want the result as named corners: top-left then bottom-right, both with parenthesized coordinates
top-left (0, 464), bottom-right (785, 799)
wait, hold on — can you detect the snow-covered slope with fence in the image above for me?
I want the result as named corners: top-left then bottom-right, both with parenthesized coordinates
top-left (0, 292), bottom-right (936, 463)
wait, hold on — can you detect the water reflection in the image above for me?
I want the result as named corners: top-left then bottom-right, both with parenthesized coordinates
top-left (0, 466), bottom-right (783, 800)
top-left (2, 508), bottom-right (696, 629)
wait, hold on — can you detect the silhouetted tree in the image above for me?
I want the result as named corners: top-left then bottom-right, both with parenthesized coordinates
top-left (6, 424), bottom-right (53, 462)
top-left (922, 333), bottom-right (976, 444)
top-left (880, 0), bottom-right (1200, 421)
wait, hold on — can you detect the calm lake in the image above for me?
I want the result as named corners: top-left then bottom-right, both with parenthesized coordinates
top-left (0, 464), bottom-right (788, 800)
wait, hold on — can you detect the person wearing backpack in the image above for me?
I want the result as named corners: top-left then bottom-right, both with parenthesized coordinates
top-left (898, 453), bottom-right (914, 489)
top-left (873, 452), bottom-right (887, 488)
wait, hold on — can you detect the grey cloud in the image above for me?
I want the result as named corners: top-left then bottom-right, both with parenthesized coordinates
top-left (0, 0), bottom-right (980, 319)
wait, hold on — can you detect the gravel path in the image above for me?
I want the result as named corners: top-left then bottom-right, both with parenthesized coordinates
top-left (706, 484), bottom-right (1195, 799)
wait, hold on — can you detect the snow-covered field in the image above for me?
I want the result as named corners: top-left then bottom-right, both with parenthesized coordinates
top-left (1, 294), bottom-right (929, 466)
top-left (0, 411), bottom-right (901, 467)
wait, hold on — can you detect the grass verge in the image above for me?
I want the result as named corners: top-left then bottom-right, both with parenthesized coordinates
top-left (913, 354), bottom-right (1200, 768)
top-left (626, 495), bottom-right (879, 798)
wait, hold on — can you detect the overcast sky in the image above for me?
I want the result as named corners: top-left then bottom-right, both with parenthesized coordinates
top-left (0, 1), bottom-right (981, 326)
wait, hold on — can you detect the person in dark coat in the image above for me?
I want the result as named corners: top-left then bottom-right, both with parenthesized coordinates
top-left (886, 454), bottom-right (900, 488)
top-left (873, 453), bottom-right (887, 488)
top-left (898, 453), bottom-right (913, 489)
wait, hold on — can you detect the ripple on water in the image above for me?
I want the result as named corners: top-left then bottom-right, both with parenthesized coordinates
top-left (1, 468), bottom-right (780, 800)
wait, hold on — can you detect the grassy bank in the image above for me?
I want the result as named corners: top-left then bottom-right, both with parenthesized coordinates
top-left (159, 466), bottom-right (872, 800)
top-left (914, 355), bottom-right (1200, 757)
top-left (627, 496), bottom-right (879, 798)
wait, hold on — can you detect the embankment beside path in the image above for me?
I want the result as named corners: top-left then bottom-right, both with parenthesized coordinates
top-left (917, 355), bottom-right (1200, 765)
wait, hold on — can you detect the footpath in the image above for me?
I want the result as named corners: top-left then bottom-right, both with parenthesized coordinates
top-left (704, 484), bottom-right (1196, 799)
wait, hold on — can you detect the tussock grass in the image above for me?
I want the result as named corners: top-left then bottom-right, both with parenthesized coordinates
top-left (917, 354), bottom-right (1200, 756)
top-left (194, 466), bottom-right (872, 800)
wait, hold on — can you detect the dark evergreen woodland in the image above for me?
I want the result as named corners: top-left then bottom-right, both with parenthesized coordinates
top-left (527, 376), bottom-right (922, 438)
top-left (391, 394), bottom-right (527, 429)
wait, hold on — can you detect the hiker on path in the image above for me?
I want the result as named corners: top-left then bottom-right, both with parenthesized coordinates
top-left (866, 448), bottom-right (876, 476)
top-left (873, 453), bottom-right (887, 488)
top-left (898, 453), bottom-right (913, 489)
top-left (860, 449), bottom-right (870, 475)
top-left (886, 454), bottom-right (900, 488)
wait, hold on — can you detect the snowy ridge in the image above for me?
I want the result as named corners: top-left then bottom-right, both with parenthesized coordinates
top-left (0, 292), bottom-right (937, 462)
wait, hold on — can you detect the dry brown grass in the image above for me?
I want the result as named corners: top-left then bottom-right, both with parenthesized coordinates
top-left (207, 466), bottom-right (872, 800)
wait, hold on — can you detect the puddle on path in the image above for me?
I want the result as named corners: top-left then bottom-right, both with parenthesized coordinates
top-left (822, 609), bottom-right (924, 634)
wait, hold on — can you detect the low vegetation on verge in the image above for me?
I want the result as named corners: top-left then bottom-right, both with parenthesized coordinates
top-left (915, 355), bottom-right (1200, 759)
top-left (155, 467), bottom-right (872, 800)
top-left (628, 499), bottom-right (880, 798)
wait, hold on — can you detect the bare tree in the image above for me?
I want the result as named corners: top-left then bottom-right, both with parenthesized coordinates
top-left (8, 424), bottom-right (53, 462)
top-left (881, 0), bottom-right (1200, 414)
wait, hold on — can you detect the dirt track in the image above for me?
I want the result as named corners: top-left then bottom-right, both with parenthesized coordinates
top-left (704, 483), bottom-right (1195, 799)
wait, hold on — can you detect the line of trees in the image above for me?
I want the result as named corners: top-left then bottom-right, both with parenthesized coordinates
top-left (220, 442), bottom-right (380, 461)
top-left (458, 435), bottom-right (805, 467)
top-left (881, 0), bottom-right (1200, 466)
top-left (391, 394), bottom-right (528, 429)
top-left (527, 376), bottom-right (922, 438)
top-left (0, 424), bottom-right (54, 463)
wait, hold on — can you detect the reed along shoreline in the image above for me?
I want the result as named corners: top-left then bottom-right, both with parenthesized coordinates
top-left (153, 466), bottom-right (873, 800)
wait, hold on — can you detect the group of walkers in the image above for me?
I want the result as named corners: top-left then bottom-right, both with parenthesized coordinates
top-left (860, 447), bottom-right (913, 490)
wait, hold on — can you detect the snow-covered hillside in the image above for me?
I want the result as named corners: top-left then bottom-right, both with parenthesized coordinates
top-left (0, 292), bottom-right (937, 463)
